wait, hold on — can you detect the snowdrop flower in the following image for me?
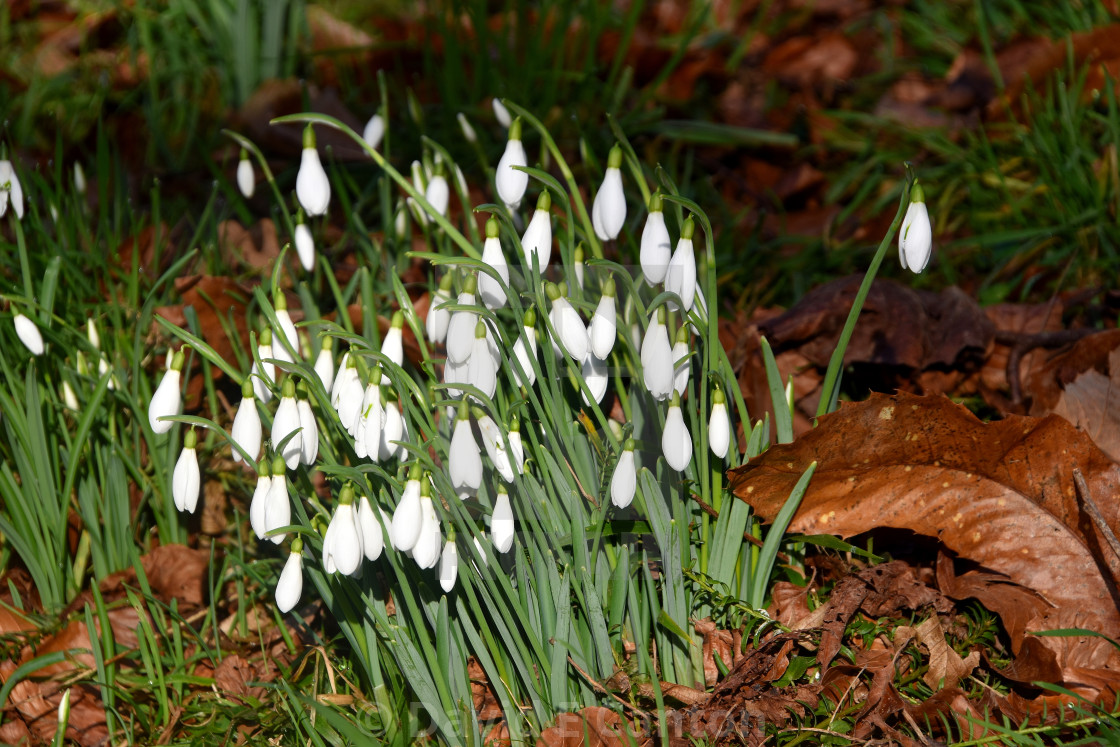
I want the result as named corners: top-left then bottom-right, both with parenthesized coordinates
top-left (296, 125), bottom-right (330, 216)
top-left (581, 354), bottom-right (608, 405)
top-left (478, 216), bottom-right (509, 309)
top-left (363, 111), bottom-right (385, 150)
top-left (591, 145), bottom-right (626, 241)
top-left (662, 392), bottom-right (692, 472)
top-left (439, 537), bottom-right (458, 592)
top-left (457, 112), bottom-right (477, 143)
top-left (250, 458), bottom-right (271, 540)
top-left (588, 277), bottom-right (617, 359)
top-left (521, 190), bottom-right (553, 273)
top-left (272, 293), bottom-right (301, 365)
top-left (13, 310), bottom-right (44, 356)
top-left (449, 400), bottom-right (483, 495)
top-left (62, 381), bottom-right (79, 412)
top-left (172, 429), bottom-right (201, 513)
top-left (572, 244), bottom-right (585, 289)
top-left (294, 215), bottom-right (315, 272)
top-left (495, 117), bottom-right (528, 209)
top-left (231, 379), bottom-right (262, 464)
top-left (672, 326), bottom-right (691, 396)
top-left (149, 348), bottom-right (185, 435)
top-left (323, 485), bottom-right (362, 576)
top-left (74, 161), bottom-right (87, 195)
top-left (445, 274), bottom-right (479, 365)
top-left (546, 282), bottom-right (589, 362)
top-left (641, 308), bottom-right (674, 401)
top-left (264, 454), bottom-right (290, 544)
top-left (236, 149), bottom-right (254, 199)
top-left (273, 379), bottom-right (303, 470)
top-left (314, 336), bottom-right (334, 393)
top-left (507, 417), bottom-right (525, 473)
top-left (444, 354), bottom-right (468, 400)
top-left (425, 163), bottom-right (450, 217)
top-left (86, 317), bottom-right (100, 350)
top-left (359, 374), bottom-right (384, 461)
top-left (356, 494), bottom-right (384, 561)
top-left (378, 394), bottom-right (403, 462)
top-left (641, 192), bottom-right (672, 284)
top-left (391, 467), bottom-right (424, 551)
top-left (467, 321), bottom-right (498, 401)
top-left (275, 537), bottom-right (303, 613)
top-left (381, 311), bottom-right (405, 383)
top-left (510, 308), bottom-right (538, 389)
top-left (491, 486), bottom-right (515, 552)
top-left (665, 216), bottom-right (697, 312)
top-left (478, 414), bottom-right (514, 483)
top-left (426, 273), bottom-right (454, 344)
top-left (412, 483), bottom-right (442, 569)
top-left (709, 387), bottom-right (731, 460)
top-left (335, 355), bottom-right (364, 434)
top-left (297, 385), bottom-right (318, 466)
top-left (492, 97), bottom-right (512, 128)
top-left (0, 160), bottom-right (25, 220)
top-left (610, 440), bottom-right (636, 509)
top-left (251, 329), bottom-right (275, 404)
top-left (899, 181), bottom-right (932, 273)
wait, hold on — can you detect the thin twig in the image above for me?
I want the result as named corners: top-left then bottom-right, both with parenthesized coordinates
top-left (994, 328), bottom-right (1096, 404)
top-left (1073, 468), bottom-right (1120, 562)
top-left (565, 655), bottom-right (650, 719)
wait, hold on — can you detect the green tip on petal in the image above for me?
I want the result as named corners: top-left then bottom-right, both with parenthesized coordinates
top-left (510, 414), bottom-right (520, 432)
top-left (713, 387), bottom-right (726, 405)
top-left (545, 282), bottom-right (560, 301)
top-left (184, 429), bottom-right (197, 449)
top-left (274, 292), bottom-right (287, 311)
top-left (675, 325), bottom-right (689, 345)
top-left (271, 454), bottom-right (287, 473)
top-left (241, 379), bottom-right (255, 399)
top-left (281, 378), bottom-right (296, 398)
top-left (536, 190), bottom-right (551, 211)
top-left (408, 463), bottom-right (423, 480)
top-left (523, 307), bottom-right (537, 327)
top-left (509, 116), bottom-right (522, 141)
top-left (463, 273), bottom-right (478, 295)
top-left (681, 216), bottom-right (695, 240)
top-left (338, 484), bottom-right (355, 505)
top-left (368, 365), bottom-right (381, 383)
top-left (171, 348), bottom-right (187, 371)
top-left (670, 390), bottom-right (681, 408)
top-left (291, 537), bottom-right (303, 554)
top-left (648, 191), bottom-right (663, 212)
top-left (456, 398), bottom-right (471, 421)
top-left (420, 477), bottom-right (432, 497)
top-left (574, 244), bottom-right (584, 262)
top-left (656, 306), bottom-right (667, 324)
top-left (607, 144), bottom-right (623, 169)
top-left (623, 438), bottom-right (636, 452)
top-left (322, 336), bottom-right (334, 351)
top-left (260, 328), bottom-right (273, 345)
top-left (602, 276), bottom-right (616, 297)
top-left (474, 320), bottom-right (487, 338)
top-left (558, 280), bottom-right (568, 297)
top-left (910, 181), bottom-right (926, 204)
top-left (258, 458), bottom-right (271, 477)
top-left (439, 273), bottom-right (455, 291)
top-left (239, 148), bottom-right (249, 162)
top-left (486, 215), bottom-right (500, 239)
top-left (391, 311), bottom-right (404, 329)
top-left (302, 124), bottom-right (316, 150)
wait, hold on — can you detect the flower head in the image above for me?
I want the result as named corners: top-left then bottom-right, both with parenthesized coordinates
top-left (641, 193), bottom-right (672, 284)
top-left (272, 293), bottom-right (302, 365)
top-left (425, 163), bottom-right (450, 217)
top-left (446, 274), bottom-right (479, 365)
top-left (495, 117), bottom-right (528, 209)
top-left (296, 385), bottom-right (319, 466)
top-left (426, 274), bottom-right (454, 344)
top-left (478, 216), bottom-right (509, 309)
top-left (0, 160), bottom-right (25, 220)
top-left (356, 494), bottom-right (384, 561)
top-left (250, 458), bottom-right (272, 540)
top-left (273, 378), bottom-right (303, 470)
top-left (640, 308), bottom-right (673, 401)
top-left (665, 216), bottom-right (697, 312)
top-left (236, 149), bottom-right (255, 199)
top-left (546, 282), bottom-right (589, 362)
top-left (294, 217), bottom-right (315, 272)
top-left (149, 348), bottom-right (185, 434)
top-left (899, 181), bottom-right (932, 273)
top-left (296, 125), bottom-right (331, 217)
top-left (610, 440), bottom-right (637, 509)
top-left (588, 277), bottom-right (617, 360)
top-left (363, 112), bottom-right (385, 150)
top-left (172, 429), bottom-right (201, 513)
top-left (13, 310), bottom-right (44, 356)
top-left (314, 336), bottom-right (335, 393)
top-left (521, 191), bottom-right (553, 272)
top-left (275, 537), bottom-right (304, 613)
top-left (439, 537), bottom-right (459, 592)
top-left (412, 484), bottom-right (442, 569)
top-left (709, 387), bottom-right (731, 460)
top-left (672, 326), bottom-right (691, 396)
top-left (264, 454), bottom-right (291, 544)
top-left (510, 308), bottom-right (538, 388)
top-left (491, 485), bottom-right (515, 552)
top-left (391, 467), bottom-right (424, 551)
top-left (662, 391), bottom-right (692, 472)
top-left (591, 145), bottom-right (626, 241)
top-left (449, 400), bottom-right (483, 495)
top-left (323, 485), bottom-right (362, 576)
top-left (251, 328), bottom-right (275, 404)
top-left (231, 379), bottom-right (262, 464)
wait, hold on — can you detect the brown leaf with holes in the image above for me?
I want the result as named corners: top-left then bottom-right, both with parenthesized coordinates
top-left (729, 391), bottom-right (1120, 683)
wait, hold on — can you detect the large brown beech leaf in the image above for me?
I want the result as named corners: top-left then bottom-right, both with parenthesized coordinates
top-left (729, 392), bottom-right (1120, 674)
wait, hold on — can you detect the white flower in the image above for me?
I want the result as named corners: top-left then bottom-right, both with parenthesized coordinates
top-left (148, 349), bottom-right (184, 435)
top-left (323, 487), bottom-right (362, 576)
top-left (74, 162), bottom-right (87, 195)
top-left (0, 160), bottom-right (25, 220)
top-left (336, 356), bottom-right (364, 435)
top-left (272, 295), bottom-right (301, 365)
top-left (314, 338), bottom-right (335, 393)
top-left (491, 487), bottom-right (515, 552)
top-left (641, 310), bottom-right (673, 401)
top-left (587, 277), bottom-right (617, 359)
top-left (264, 455), bottom-right (290, 544)
top-left (495, 118), bottom-right (528, 208)
top-left (251, 329), bottom-right (275, 404)
top-left (510, 309), bottom-right (538, 388)
top-left (478, 217), bottom-right (509, 310)
top-left (236, 149), bottom-right (254, 199)
top-left (439, 539), bottom-right (458, 592)
top-left (457, 112), bottom-right (477, 143)
top-left (296, 125), bottom-right (330, 217)
top-left (391, 472), bottom-right (424, 551)
top-left (357, 495), bottom-right (384, 561)
top-left (478, 414), bottom-right (514, 483)
top-left (250, 460), bottom-right (272, 540)
top-left (273, 379), bottom-right (303, 470)
top-left (378, 398), bottom-right (403, 462)
top-left (709, 388), bottom-right (731, 460)
top-left (610, 442), bottom-right (636, 509)
top-left (641, 193), bottom-right (672, 284)
top-left (581, 354), bottom-right (608, 405)
top-left (449, 402), bottom-right (483, 495)
top-left (492, 98), bottom-right (512, 128)
top-left (665, 216), bottom-right (697, 312)
top-left (547, 282), bottom-right (589, 362)
top-left (412, 493), bottom-right (442, 569)
top-left (467, 321), bottom-right (498, 401)
top-left (13, 312), bottom-right (44, 356)
top-left (360, 379), bottom-right (384, 461)
top-left (520, 191), bottom-right (553, 272)
top-left (573, 245), bottom-right (585, 289)
top-left (444, 354), bottom-right (468, 400)
top-left (508, 422), bottom-right (525, 474)
top-left (297, 395), bottom-right (318, 465)
top-left (446, 280), bottom-right (479, 365)
top-left (275, 539), bottom-right (303, 613)
top-left (294, 221), bottom-right (315, 272)
top-left (231, 380), bottom-right (262, 464)
top-left (425, 170), bottom-right (450, 217)
top-left (662, 393), bottom-right (692, 472)
top-left (591, 145), bottom-right (626, 241)
top-left (672, 328), bottom-right (691, 396)
top-left (382, 312), bottom-right (405, 379)
top-left (899, 182), bottom-right (932, 273)
top-left (363, 112), bottom-right (385, 150)
top-left (86, 317), bottom-right (100, 350)
top-left (426, 275), bottom-right (454, 344)
top-left (62, 381), bottom-right (79, 412)
top-left (172, 430), bottom-right (201, 513)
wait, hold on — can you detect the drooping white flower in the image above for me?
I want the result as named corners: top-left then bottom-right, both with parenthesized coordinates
top-left (510, 308), bottom-right (538, 389)
top-left (899, 181), bottom-right (933, 274)
top-left (439, 538), bottom-right (458, 592)
top-left (478, 414), bottom-right (514, 483)
top-left (478, 216), bottom-right (509, 310)
top-left (0, 160), bottom-right (25, 220)
top-left (149, 349), bottom-right (185, 435)
top-left (491, 486), bottom-right (515, 552)
top-left (296, 125), bottom-right (330, 217)
top-left (356, 494), bottom-right (384, 561)
top-left (264, 455), bottom-right (290, 544)
top-left (360, 377), bottom-right (384, 461)
top-left (588, 277), bottom-right (617, 359)
top-left (297, 391), bottom-right (318, 465)
top-left (236, 149), bottom-right (254, 199)
top-left (250, 458), bottom-right (272, 540)
top-left (426, 274), bottom-right (454, 344)
top-left (251, 329), bottom-right (275, 404)
top-left (86, 317), bottom-right (100, 350)
top-left (275, 538), bottom-right (304, 613)
top-left (641, 193), bottom-right (672, 284)
top-left (507, 419), bottom-right (525, 474)
top-left (492, 98), bottom-right (512, 128)
top-left (457, 112), bottom-right (477, 143)
top-left (495, 117), bottom-right (528, 209)
top-left (231, 379), bottom-right (262, 464)
top-left (13, 311), bottom-right (44, 356)
top-left (272, 379), bottom-right (303, 470)
top-left (74, 161), bottom-right (87, 195)
top-left (467, 321), bottom-right (498, 401)
top-left (521, 190), bottom-right (553, 273)
top-left (62, 380), bottom-right (79, 412)
top-left (294, 218), bottom-right (315, 272)
top-left (665, 216), bottom-right (697, 313)
top-left (335, 355), bottom-right (364, 435)
top-left (314, 337), bottom-right (335, 393)
top-left (381, 312), bottom-right (405, 381)
top-left (363, 112), bottom-right (385, 150)
top-left (443, 354), bottom-right (469, 400)
top-left (449, 401), bottom-right (483, 495)
top-left (323, 486), bottom-right (362, 576)
top-left (378, 396), bottom-right (404, 462)
top-left (425, 166), bottom-right (450, 217)
top-left (573, 244), bottom-right (585, 289)
top-left (412, 489), bottom-right (442, 569)
top-left (591, 145), bottom-right (626, 241)
top-left (391, 469), bottom-right (424, 551)
top-left (662, 392), bottom-right (692, 472)
top-left (445, 276), bottom-right (479, 365)
top-left (610, 441), bottom-right (636, 509)
top-left (709, 387), bottom-right (731, 460)
top-left (272, 293), bottom-right (301, 365)
top-left (641, 308), bottom-right (674, 401)
top-left (581, 354), bottom-right (608, 406)
top-left (672, 327), bottom-right (691, 396)
top-left (546, 282), bottom-right (589, 362)
top-left (172, 429), bottom-right (201, 513)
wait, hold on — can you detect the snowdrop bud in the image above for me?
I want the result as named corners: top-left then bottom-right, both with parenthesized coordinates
top-left (478, 216), bottom-right (509, 309)
top-left (272, 293), bottom-right (302, 364)
top-left (264, 454), bottom-right (290, 544)
top-left (62, 380), bottom-right (79, 412)
top-left (172, 429), bottom-right (201, 513)
top-left (412, 482), bottom-right (442, 569)
top-left (297, 385), bottom-right (318, 466)
top-left (86, 317), bottom-right (100, 350)
top-left (275, 537), bottom-right (303, 613)
top-left (478, 414), bottom-right (514, 483)
top-left (449, 400), bottom-right (483, 495)
top-left (250, 459), bottom-right (271, 540)
top-left (467, 321), bottom-right (498, 401)
top-left (149, 349), bottom-right (185, 434)
top-left (492, 97), bottom-right (512, 128)
top-left (360, 375), bottom-right (384, 461)
top-left (356, 495), bottom-right (384, 561)
top-left (665, 216), bottom-right (697, 312)
top-left (457, 112), bottom-right (477, 143)
top-left (392, 466), bottom-right (424, 551)
top-left (496, 117), bottom-right (528, 208)
top-left (446, 275), bottom-right (478, 365)
top-left (363, 112), bottom-right (385, 150)
top-left (588, 277), bottom-right (617, 359)
top-left (641, 308), bottom-right (673, 401)
top-left (426, 273), bottom-right (454, 344)
top-left (662, 392), bottom-right (692, 472)
top-left (508, 417), bottom-right (525, 473)
top-left (337, 355), bottom-right (364, 434)
top-left (0, 160), bottom-right (25, 220)
top-left (900, 181), bottom-right (933, 273)
top-left (425, 163), bottom-right (450, 217)
top-left (314, 336), bottom-right (334, 393)
top-left (273, 378), bottom-right (303, 470)
top-left (573, 244), bottom-right (585, 289)
top-left (378, 394), bottom-right (404, 462)
top-left (13, 311), bottom-right (44, 356)
top-left (672, 326), bottom-right (691, 396)
top-left (521, 190), bottom-right (553, 272)
top-left (323, 485), bottom-right (362, 576)
top-left (709, 387), bottom-right (731, 460)
top-left (236, 149), bottom-right (254, 198)
top-left (641, 192), bottom-right (672, 284)
top-left (296, 125), bottom-right (330, 216)
top-left (294, 216), bottom-right (315, 272)
top-left (510, 307), bottom-right (538, 388)
top-left (231, 379), bottom-right (262, 464)
top-left (546, 282), bottom-right (589, 362)
top-left (74, 161), bottom-right (87, 195)
top-left (382, 311), bottom-right (405, 383)
top-left (491, 486), bottom-right (515, 552)
top-left (251, 329), bottom-right (275, 404)
top-left (439, 537), bottom-right (458, 592)
top-left (610, 440), bottom-right (637, 509)
top-left (591, 145), bottom-right (626, 241)
top-left (581, 353), bottom-right (608, 405)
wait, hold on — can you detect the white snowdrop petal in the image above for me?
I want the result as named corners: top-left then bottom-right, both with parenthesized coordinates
top-left (382, 327), bottom-right (404, 370)
top-left (363, 113), bottom-right (385, 150)
top-left (591, 168), bottom-right (626, 241)
top-left (467, 336), bottom-right (498, 401)
top-left (521, 209), bottom-right (552, 272)
top-left (296, 147), bottom-right (331, 216)
top-left (231, 396), bottom-right (262, 464)
top-left (439, 540), bottom-right (458, 592)
top-left (900, 202), bottom-right (932, 273)
top-left (492, 98), bottom-right (512, 128)
top-left (588, 295), bottom-right (616, 360)
top-left (250, 474), bottom-right (271, 540)
top-left (172, 446), bottom-right (200, 513)
top-left (446, 294), bottom-right (478, 364)
top-left (148, 370), bottom-right (182, 435)
top-left (273, 396), bottom-right (303, 470)
top-left (275, 551), bottom-right (303, 613)
top-left (610, 450), bottom-right (636, 509)
top-left (426, 289), bottom-right (452, 344)
top-left (265, 473), bottom-right (290, 544)
top-left (391, 480), bottom-right (423, 551)
top-left (478, 237), bottom-right (509, 309)
top-left (378, 402), bottom-right (403, 462)
top-left (581, 354), bottom-right (608, 405)
top-left (672, 341), bottom-right (691, 396)
top-left (314, 348), bottom-right (335, 393)
top-left (665, 237), bottom-right (697, 312)
top-left (294, 223), bottom-right (315, 272)
top-left (496, 140), bottom-right (528, 207)
top-left (236, 157), bottom-right (255, 199)
top-left (662, 405), bottom-right (693, 472)
top-left (412, 497), bottom-right (442, 569)
top-left (14, 314), bottom-right (44, 356)
top-left (550, 299), bottom-right (589, 362)
top-left (297, 399), bottom-right (319, 465)
top-left (510, 332), bottom-right (537, 388)
top-left (640, 322), bottom-right (674, 400)
top-left (425, 175), bottom-right (450, 216)
top-left (641, 211), bottom-right (672, 284)
top-left (273, 309), bottom-right (301, 363)
top-left (491, 490), bottom-right (515, 552)
top-left (709, 402), bottom-right (731, 460)
top-left (357, 496), bottom-right (384, 561)
top-left (478, 416), bottom-right (514, 483)
top-left (449, 419), bottom-right (483, 493)
top-left (327, 504), bottom-right (363, 576)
